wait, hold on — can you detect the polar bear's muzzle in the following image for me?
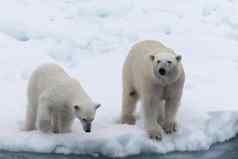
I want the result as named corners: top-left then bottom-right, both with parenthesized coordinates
top-left (84, 123), bottom-right (91, 133)
top-left (81, 120), bottom-right (92, 133)
top-left (159, 68), bottom-right (166, 76)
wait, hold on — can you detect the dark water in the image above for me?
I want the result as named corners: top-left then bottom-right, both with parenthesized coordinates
top-left (1, 137), bottom-right (238, 159)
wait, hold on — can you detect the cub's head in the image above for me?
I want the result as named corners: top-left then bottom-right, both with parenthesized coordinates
top-left (72, 102), bottom-right (101, 133)
top-left (149, 52), bottom-right (182, 84)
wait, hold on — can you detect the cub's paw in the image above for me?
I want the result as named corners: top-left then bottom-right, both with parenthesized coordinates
top-left (147, 128), bottom-right (162, 141)
top-left (38, 119), bottom-right (52, 133)
top-left (22, 125), bottom-right (36, 131)
top-left (60, 128), bottom-right (71, 134)
top-left (163, 121), bottom-right (177, 134)
top-left (121, 115), bottom-right (136, 125)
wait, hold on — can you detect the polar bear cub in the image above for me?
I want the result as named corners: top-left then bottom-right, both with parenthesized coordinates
top-left (121, 40), bottom-right (185, 140)
top-left (24, 63), bottom-right (100, 133)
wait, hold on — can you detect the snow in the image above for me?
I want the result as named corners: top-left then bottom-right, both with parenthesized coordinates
top-left (0, 0), bottom-right (238, 157)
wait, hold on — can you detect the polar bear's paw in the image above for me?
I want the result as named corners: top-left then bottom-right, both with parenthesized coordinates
top-left (147, 128), bottom-right (162, 141)
top-left (121, 115), bottom-right (136, 125)
top-left (163, 121), bottom-right (177, 134)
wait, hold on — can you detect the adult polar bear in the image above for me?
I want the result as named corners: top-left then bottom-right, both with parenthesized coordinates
top-left (121, 40), bottom-right (185, 140)
top-left (24, 63), bottom-right (100, 133)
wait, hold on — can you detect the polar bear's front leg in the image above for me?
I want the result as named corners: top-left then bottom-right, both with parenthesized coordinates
top-left (121, 79), bottom-right (138, 125)
top-left (157, 101), bottom-right (165, 126)
top-left (163, 77), bottom-right (184, 134)
top-left (24, 104), bottom-right (37, 131)
top-left (163, 98), bottom-right (179, 134)
top-left (52, 112), bottom-right (60, 133)
top-left (58, 113), bottom-right (74, 133)
top-left (37, 102), bottom-right (52, 133)
top-left (143, 95), bottom-right (163, 140)
top-left (59, 120), bottom-right (73, 133)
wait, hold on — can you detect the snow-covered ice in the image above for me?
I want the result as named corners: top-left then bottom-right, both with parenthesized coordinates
top-left (0, 0), bottom-right (238, 157)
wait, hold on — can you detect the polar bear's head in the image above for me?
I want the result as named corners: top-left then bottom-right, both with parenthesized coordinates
top-left (73, 102), bottom-right (101, 133)
top-left (149, 52), bottom-right (182, 84)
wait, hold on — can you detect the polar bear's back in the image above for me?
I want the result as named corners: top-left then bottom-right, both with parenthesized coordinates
top-left (27, 63), bottom-right (70, 104)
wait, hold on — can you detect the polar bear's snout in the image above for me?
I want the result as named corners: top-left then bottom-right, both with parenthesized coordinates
top-left (80, 119), bottom-right (93, 133)
top-left (159, 68), bottom-right (166, 76)
top-left (85, 124), bottom-right (91, 133)
top-left (76, 103), bottom-right (101, 133)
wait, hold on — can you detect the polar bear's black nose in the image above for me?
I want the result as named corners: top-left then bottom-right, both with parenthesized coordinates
top-left (84, 123), bottom-right (91, 133)
top-left (159, 68), bottom-right (166, 76)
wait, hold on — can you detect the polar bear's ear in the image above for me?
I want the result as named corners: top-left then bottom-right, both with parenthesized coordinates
top-left (95, 103), bottom-right (101, 110)
top-left (176, 55), bottom-right (182, 62)
top-left (149, 55), bottom-right (155, 61)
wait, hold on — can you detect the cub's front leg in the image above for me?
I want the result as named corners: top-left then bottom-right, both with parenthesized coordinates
top-left (58, 111), bottom-right (74, 133)
top-left (37, 101), bottom-right (52, 133)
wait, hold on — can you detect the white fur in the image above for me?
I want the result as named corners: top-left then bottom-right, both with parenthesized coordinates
top-left (121, 40), bottom-right (185, 140)
top-left (24, 63), bottom-right (99, 133)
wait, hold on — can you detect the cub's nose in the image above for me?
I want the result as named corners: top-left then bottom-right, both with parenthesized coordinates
top-left (84, 124), bottom-right (91, 133)
top-left (85, 129), bottom-right (91, 133)
top-left (159, 68), bottom-right (166, 76)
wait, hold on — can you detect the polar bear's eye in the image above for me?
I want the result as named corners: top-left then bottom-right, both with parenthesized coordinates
top-left (167, 60), bottom-right (172, 64)
top-left (157, 60), bottom-right (161, 64)
top-left (74, 105), bottom-right (80, 110)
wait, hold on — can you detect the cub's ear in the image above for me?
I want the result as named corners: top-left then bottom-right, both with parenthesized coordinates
top-left (95, 103), bottom-right (101, 110)
top-left (176, 55), bottom-right (182, 62)
top-left (149, 54), bottom-right (155, 61)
